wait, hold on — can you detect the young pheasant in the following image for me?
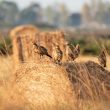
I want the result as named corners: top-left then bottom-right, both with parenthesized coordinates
top-left (73, 44), bottom-right (80, 58)
top-left (66, 43), bottom-right (80, 61)
top-left (52, 43), bottom-right (63, 64)
top-left (33, 42), bottom-right (52, 58)
top-left (98, 49), bottom-right (106, 67)
top-left (66, 43), bottom-right (75, 61)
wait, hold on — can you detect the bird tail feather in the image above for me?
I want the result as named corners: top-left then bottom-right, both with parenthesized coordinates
top-left (47, 54), bottom-right (52, 58)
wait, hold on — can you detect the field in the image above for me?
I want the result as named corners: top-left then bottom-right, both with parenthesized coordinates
top-left (0, 26), bottom-right (110, 110)
top-left (0, 55), bottom-right (110, 110)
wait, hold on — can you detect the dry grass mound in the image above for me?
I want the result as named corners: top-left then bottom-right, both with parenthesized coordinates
top-left (10, 27), bottom-right (67, 66)
top-left (10, 25), bottom-right (39, 64)
top-left (64, 61), bottom-right (110, 100)
top-left (2, 60), bottom-right (75, 110)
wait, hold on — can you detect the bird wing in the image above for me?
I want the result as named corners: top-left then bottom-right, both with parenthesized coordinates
top-left (70, 44), bottom-right (75, 52)
top-left (100, 51), bottom-right (106, 60)
top-left (75, 44), bottom-right (80, 53)
top-left (67, 47), bottom-right (75, 60)
top-left (98, 50), bottom-right (106, 67)
top-left (39, 46), bottom-right (48, 54)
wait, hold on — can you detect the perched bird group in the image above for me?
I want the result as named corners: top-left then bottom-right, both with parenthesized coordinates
top-left (33, 41), bottom-right (107, 67)
top-left (33, 41), bottom-right (80, 64)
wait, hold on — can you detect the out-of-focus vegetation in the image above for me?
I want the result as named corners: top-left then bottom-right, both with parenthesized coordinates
top-left (0, 0), bottom-right (110, 29)
top-left (66, 30), bottom-right (110, 55)
top-left (70, 38), bottom-right (100, 55)
top-left (0, 36), bottom-right (12, 55)
top-left (1, 32), bottom-right (110, 56)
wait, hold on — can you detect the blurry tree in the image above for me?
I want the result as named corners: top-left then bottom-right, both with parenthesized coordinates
top-left (90, 0), bottom-right (98, 19)
top-left (44, 3), bottom-right (69, 27)
top-left (44, 4), bottom-right (61, 27)
top-left (68, 13), bottom-right (82, 27)
top-left (58, 3), bottom-right (69, 27)
top-left (0, 1), bottom-right (19, 27)
top-left (105, 1), bottom-right (110, 25)
top-left (90, 0), bottom-right (110, 25)
top-left (44, 6), bottom-right (55, 24)
top-left (17, 3), bottom-right (42, 24)
top-left (81, 3), bottom-right (92, 25)
top-left (95, 0), bottom-right (105, 23)
top-left (52, 3), bottom-right (61, 27)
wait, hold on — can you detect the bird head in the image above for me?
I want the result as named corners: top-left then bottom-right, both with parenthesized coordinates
top-left (65, 41), bottom-right (69, 45)
top-left (33, 42), bottom-right (39, 48)
top-left (75, 44), bottom-right (80, 53)
top-left (73, 44), bottom-right (80, 57)
top-left (56, 45), bottom-right (59, 49)
top-left (52, 43), bottom-right (59, 49)
top-left (55, 44), bottom-right (60, 49)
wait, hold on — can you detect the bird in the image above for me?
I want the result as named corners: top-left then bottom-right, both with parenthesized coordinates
top-left (66, 42), bottom-right (75, 61)
top-left (66, 43), bottom-right (80, 61)
top-left (98, 49), bottom-right (106, 67)
top-left (73, 44), bottom-right (80, 58)
top-left (33, 42), bottom-right (52, 58)
top-left (52, 43), bottom-right (63, 64)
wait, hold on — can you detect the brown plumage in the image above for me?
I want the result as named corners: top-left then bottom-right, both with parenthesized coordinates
top-left (33, 42), bottom-right (52, 58)
top-left (98, 49), bottom-right (106, 67)
top-left (66, 43), bottom-right (80, 61)
top-left (52, 43), bottom-right (63, 64)
top-left (73, 44), bottom-right (80, 58)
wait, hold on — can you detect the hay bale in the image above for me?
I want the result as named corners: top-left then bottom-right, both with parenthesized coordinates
top-left (10, 25), bottom-right (39, 64)
top-left (63, 61), bottom-right (110, 100)
top-left (5, 61), bottom-right (75, 110)
top-left (10, 27), bottom-right (67, 65)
